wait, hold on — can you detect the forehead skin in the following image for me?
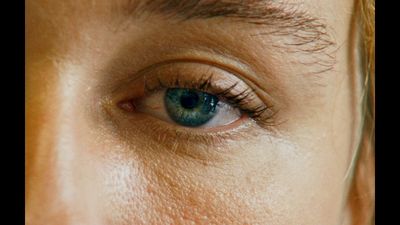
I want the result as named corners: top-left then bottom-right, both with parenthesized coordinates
top-left (26, 0), bottom-right (357, 225)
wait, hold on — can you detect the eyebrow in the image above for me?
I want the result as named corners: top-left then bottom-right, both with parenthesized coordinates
top-left (123, 0), bottom-right (337, 73)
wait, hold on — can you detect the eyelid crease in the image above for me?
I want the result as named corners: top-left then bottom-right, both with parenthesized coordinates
top-left (126, 56), bottom-right (276, 104)
top-left (108, 45), bottom-right (281, 106)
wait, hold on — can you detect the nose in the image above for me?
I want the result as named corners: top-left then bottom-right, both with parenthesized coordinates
top-left (26, 65), bottom-right (100, 225)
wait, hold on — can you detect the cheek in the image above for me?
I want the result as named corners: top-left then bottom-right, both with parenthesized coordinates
top-left (93, 135), bottom-right (267, 224)
top-left (94, 138), bottom-right (267, 224)
top-left (92, 132), bottom-right (347, 225)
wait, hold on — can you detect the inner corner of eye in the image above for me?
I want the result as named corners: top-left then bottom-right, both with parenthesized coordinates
top-left (118, 100), bottom-right (135, 112)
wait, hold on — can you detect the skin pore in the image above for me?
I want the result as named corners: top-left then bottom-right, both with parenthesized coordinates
top-left (26, 0), bottom-right (362, 224)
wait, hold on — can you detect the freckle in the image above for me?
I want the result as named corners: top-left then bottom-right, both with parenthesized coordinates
top-left (146, 185), bottom-right (155, 195)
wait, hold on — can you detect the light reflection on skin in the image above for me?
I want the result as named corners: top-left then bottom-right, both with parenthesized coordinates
top-left (26, 0), bottom-right (362, 224)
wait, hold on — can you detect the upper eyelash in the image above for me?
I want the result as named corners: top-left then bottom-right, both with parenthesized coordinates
top-left (145, 73), bottom-right (273, 123)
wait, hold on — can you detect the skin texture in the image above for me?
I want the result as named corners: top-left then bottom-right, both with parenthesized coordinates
top-left (26, 0), bottom-right (362, 224)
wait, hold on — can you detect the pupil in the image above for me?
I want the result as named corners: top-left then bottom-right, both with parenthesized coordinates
top-left (165, 88), bottom-right (219, 127)
top-left (180, 91), bottom-right (200, 109)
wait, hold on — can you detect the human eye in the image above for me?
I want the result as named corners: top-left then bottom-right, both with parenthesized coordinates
top-left (135, 87), bottom-right (242, 128)
top-left (114, 61), bottom-right (276, 135)
top-left (115, 62), bottom-right (273, 129)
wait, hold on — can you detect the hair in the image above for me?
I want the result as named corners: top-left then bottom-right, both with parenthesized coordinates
top-left (348, 0), bottom-right (375, 224)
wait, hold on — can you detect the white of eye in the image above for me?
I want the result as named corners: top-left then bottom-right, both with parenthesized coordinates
top-left (134, 89), bottom-right (242, 128)
top-left (199, 101), bottom-right (241, 128)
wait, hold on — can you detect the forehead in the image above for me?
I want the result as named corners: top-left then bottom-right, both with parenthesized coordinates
top-left (27, 0), bottom-right (352, 54)
top-left (27, 0), bottom-right (349, 22)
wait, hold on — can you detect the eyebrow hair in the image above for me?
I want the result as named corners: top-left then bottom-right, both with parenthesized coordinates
top-left (124, 0), bottom-right (337, 74)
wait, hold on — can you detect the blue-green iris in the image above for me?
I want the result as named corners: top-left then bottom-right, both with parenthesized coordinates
top-left (165, 88), bottom-right (219, 127)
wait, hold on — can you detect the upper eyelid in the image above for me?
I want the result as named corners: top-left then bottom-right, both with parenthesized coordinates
top-left (104, 38), bottom-right (281, 102)
top-left (110, 59), bottom-right (277, 115)
top-left (125, 56), bottom-right (272, 100)
top-left (140, 62), bottom-right (266, 101)
top-left (142, 62), bottom-right (277, 122)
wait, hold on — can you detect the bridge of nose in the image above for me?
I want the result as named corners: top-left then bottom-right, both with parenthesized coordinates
top-left (25, 64), bottom-right (101, 224)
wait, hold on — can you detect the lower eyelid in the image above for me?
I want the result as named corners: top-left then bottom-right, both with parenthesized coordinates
top-left (119, 106), bottom-right (259, 142)
top-left (106, 96), bottom-right (281, 162)
top-left (119, 115), bottom-right (261, 161)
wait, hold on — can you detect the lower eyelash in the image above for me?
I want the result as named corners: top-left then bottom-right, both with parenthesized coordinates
top-left (112, 97), bottom-right (282, 160)
top-left (125, 111), bottom-right (265, 152)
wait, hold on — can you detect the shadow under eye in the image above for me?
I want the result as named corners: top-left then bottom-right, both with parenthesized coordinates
top-left (165, 88), bottom-right (219, 127)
